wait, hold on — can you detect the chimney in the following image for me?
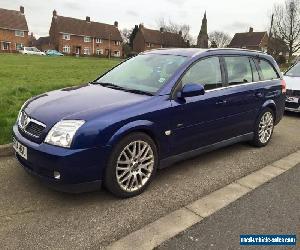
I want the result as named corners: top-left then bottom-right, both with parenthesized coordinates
top-left (20, 6), bottom-right (24, 14)
top-left (53, 10), bottom-right (57, 17)
top-left (86, 16), bottom-right (91, 22)
top-left (160, 27), bottom-right (164, 33)
top-left (114, 21), bottom-right (118, 27)
top-left (249, 27), bottom-right (254, 33)
top-left (139, 23), bottom-right (144, 29)
top-left (179, 30), bottom-right (182, 36)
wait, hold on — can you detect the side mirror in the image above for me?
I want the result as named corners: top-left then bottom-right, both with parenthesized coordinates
top-left (178, 83), bottom-right (205, 99)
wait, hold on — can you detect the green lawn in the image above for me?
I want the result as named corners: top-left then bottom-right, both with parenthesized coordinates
top-left (0, 53), bottom-right (120, 145)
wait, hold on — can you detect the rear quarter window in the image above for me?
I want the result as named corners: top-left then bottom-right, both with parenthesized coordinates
top-left (257, 59), bottom-right (279, 81)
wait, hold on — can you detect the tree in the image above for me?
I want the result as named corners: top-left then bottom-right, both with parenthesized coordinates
top-left (156, 18), bottom-right (194, 44)
top-left (272, 0), bottom-right (300, 62)
top-left (121, 28), bottom-right (133, 44)
top-left (208, 31), bottom-right (231, 48)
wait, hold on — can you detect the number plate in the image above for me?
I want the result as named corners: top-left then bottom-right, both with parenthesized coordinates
top-left (13, 137), bottom-right (27, 160)
top-left (286, 97), bottom-right (299, 103)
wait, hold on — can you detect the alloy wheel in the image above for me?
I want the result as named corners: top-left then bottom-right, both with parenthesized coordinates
top-left (258, 111), bottom-right (274, 144)
top-left (116, 140), bottom-right (154, 192)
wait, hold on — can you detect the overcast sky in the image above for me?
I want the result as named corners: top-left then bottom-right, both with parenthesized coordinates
top-left (0, 0), bottom-right (284, 39)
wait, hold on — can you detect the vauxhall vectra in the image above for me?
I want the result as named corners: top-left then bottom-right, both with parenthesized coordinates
top-left (13, 48), bottom-right (286, 197)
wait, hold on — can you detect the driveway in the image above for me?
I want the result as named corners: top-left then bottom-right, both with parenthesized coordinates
top-left (0, 113), bottom-right (299, 249)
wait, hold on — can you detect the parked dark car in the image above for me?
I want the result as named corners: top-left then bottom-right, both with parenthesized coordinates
top-left (13, 48), bottom-right (286, 197)
top-left (284, 62), bottom-right (300, 112)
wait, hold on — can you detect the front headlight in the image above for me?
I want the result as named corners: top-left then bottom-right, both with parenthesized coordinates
top-left (45, 120), bottom-right (85, 148)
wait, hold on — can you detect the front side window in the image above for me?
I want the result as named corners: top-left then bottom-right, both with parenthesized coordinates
top-left (257, 59), bottom-right (279, 80)
top-left (285, 62), bottom-right (300, 77)
top-left (96, 54), bottom-right (188, 94)
top-left (15, 30), bottom-right (24, 37)
top-left (224, 56), bottom-right (252, 85)
top-left (181, 57), bottom-right (222, 90)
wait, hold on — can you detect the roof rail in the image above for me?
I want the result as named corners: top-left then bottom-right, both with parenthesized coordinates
top-left (207, 48), bottom-right (267, 54)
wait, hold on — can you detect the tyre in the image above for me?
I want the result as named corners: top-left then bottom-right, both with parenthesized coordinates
top-left (251, 108), bottom-right (275, 147)
top-left (104, 132), bottom-right (158, 198)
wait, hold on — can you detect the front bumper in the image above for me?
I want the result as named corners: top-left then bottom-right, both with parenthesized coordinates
top-left (285, 101), bottom-right (300, 112)
top-left (13, 124), bottom-right (110, 193)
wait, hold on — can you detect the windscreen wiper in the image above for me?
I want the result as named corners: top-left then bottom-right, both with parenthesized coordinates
top-left (95, 82), bottom-right (154, 96)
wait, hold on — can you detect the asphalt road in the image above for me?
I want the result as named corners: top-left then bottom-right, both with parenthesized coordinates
top-left (0, 113), bottom-right (299, 249)
top-left (157, 164), bottom-right (300, 250)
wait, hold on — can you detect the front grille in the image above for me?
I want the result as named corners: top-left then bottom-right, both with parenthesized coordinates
top-left (286, 102), bottom-right (300, 109)
top-left (18, 111), bottom-right (46, 138)
top-left (286, 89), bottom-right (300, 97)
top-left (25, 121), bottom-right (45, 137)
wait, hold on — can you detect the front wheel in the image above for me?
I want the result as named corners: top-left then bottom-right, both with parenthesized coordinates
top-left (251, 108), bottom-right (274, 147)
top-left (104, 133), bottom-right (158, 198)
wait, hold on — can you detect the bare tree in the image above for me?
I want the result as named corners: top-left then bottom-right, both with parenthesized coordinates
top-left (272, 0), bottom-right (300, 62)
top-left (156, 18), bottom-right (194, 44)
top-left (208, 31), bottom-right (232, 48)
top-left (121, 28), bottom-right (133, 44)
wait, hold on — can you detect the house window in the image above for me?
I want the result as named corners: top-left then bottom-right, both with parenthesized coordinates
top-left (2, 42), bottom-right (10, 50)
top-left (15, 30), bottom-right (24, 37)
top-left (84, 36), bottom-right (92, 43)
top-left (62, 45), bottom-right (70, 53)
top-left (84, 47), bottom-right (90, 55)
top-left (114, 41), bottom-right (121, 46)
top-left (96, 38), bottom-right (102, 44)
top-left (62, 33), bottom-right (70, 40)
top-left (114, 50), bottom-right (120, 57)
top-left (16, 43), bottom-right (24, 50)
top-left (147, 43), bottom-right (151, 48)
top-left (96, 48), bottom-right (103, 55)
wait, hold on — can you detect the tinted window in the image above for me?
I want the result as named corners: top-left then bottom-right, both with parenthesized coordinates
top-left (225, 57), bottom-right (252, 85)
top-left (285, 62), bottom-right (300, 77)
top-left (257, 59), bottom-right (278, 80)
top-left (181, 57), bottom-right (222, 90)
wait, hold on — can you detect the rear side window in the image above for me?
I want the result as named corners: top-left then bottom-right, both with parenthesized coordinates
top-left (257, 59), bottom-right (279, 80)
top-left (181, 57), bottom-right (222, 90)
top-left (224, 56), bottom-right (252, 85)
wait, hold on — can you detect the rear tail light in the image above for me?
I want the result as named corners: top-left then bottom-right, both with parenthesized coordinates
top-left (281, 79), bottom-right (286, 94)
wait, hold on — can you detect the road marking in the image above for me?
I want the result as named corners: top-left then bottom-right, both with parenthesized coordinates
top-left (107, 150), bottom-right (300, 250)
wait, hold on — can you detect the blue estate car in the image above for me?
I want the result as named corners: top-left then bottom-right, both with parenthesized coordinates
top-left (13, 48), bottom-right (286, 197)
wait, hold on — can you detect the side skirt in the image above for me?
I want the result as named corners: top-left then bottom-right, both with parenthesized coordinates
top-left (159, 132), bottom-right (254, 169)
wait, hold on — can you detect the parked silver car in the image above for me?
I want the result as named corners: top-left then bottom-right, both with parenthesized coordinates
top-left (284, 62), bottom-right (300, 112)
top-left (19, 47), bottom-right (46, 56)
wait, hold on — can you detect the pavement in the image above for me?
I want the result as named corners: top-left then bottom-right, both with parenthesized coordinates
top-left (157, 164), bottom-right (300, 250)
top-left (0, 113), bottom-right (299, 249)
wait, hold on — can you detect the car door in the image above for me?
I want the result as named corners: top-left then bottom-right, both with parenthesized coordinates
top-left (169, 56), bottom-right (229, 155)
top-left (215, 56), bottom-right (263, 138)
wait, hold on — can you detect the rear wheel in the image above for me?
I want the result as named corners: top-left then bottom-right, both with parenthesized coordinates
top-left (251, 108), bottom-right (274, 147)
top-left (104, 132), bottom-right (158, 198)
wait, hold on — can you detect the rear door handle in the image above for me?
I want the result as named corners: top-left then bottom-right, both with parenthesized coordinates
top-left (216, 100), bottom-right (228, 105)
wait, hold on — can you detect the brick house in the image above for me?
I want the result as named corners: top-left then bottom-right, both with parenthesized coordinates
top-left (49, 10), bottom-right (122, 57)
top-left (0, 6), bottom-right (29, 52)
top-left (132, 24), bottom-right (187, 53)
top-left (228, 27), bottom-right (268, 52)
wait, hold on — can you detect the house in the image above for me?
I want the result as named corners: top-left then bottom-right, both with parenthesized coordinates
top-left (0, 6), bottom-right (29, 52)
top-left (49, 10), bottom-right (123, 57)
top-left (34, 36), bottom-right (52, 52)
top-left (132, 24), bottom-right (187, 53)
top-left (229, 28), bottom-right (268, 52)
top-left (197, 12), bottom-right (208, 48)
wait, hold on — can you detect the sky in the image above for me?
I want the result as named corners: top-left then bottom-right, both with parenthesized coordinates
top-left (0, 0), bottom-right (285, 40)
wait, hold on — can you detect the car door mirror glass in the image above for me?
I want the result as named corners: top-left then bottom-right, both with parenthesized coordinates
top-left (178, 83), bottom-right (205, 98)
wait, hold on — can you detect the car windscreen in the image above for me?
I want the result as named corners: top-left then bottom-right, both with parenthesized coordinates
top-left (285, 62), bottom-right (300, 77)
top-left (96, 54), bottom-right (188, 94)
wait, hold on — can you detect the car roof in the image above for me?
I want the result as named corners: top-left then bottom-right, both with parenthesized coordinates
top-left (143, 48), bottom-right (268, 58)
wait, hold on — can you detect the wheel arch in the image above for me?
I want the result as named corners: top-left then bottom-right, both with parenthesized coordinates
top-left (261, 100), bottom-right (277, 121)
